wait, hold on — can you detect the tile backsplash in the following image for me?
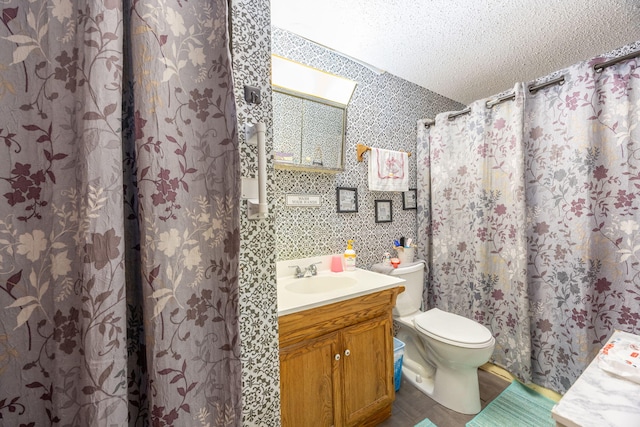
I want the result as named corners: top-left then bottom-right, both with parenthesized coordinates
top-left (272, 27), bottom-right (463, 267)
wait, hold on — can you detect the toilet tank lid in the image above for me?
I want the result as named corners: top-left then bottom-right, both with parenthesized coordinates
top-left (389, 260), bottom-right (426, 275)
top-left (414, 308), bottom-right (493, 346)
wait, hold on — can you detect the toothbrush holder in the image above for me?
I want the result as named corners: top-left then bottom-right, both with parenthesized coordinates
top-left (397, 247), bottom-right (415, 264)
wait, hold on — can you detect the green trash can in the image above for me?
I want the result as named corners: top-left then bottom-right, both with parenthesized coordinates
top-left (393, 337), bottom-right (405, 391)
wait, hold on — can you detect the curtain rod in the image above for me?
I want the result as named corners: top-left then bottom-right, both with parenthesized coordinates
top-left (486, 93), bottom-right (515, 108)
top-left (447, 107), bottom-right (471, 120)
top-left (528, 75), bottom-right (566, 93)
top-left (594, 49), bottom-right (640, 72)
top-left (424, 49), bottom-right (640, 127)
top-left (485, 75), bottom-right (567, 108)
top-left (427, 75), bottom-right (570, 125)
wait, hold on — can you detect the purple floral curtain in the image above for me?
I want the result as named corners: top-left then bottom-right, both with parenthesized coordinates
top-left (416, 84), bottom-right (533, 383)
top-left (0, 1), bottom-right (241, 425)
top-left (417, 49), bottom-right (640, 393)
top-left (525, 55), bottom-right (640, 392)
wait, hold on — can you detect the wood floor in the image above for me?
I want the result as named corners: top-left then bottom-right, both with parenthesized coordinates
top-left (378, 368), bottom-right (510, 427)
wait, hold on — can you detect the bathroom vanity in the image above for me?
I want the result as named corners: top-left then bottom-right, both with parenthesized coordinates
top-left (276, 258), bottom-right (405, 427)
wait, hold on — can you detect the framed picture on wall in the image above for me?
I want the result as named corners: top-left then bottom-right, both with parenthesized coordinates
top-left (403, 188), bottom-right (417, 210)
top-left (375, 200), bottom-right (392, 223)
top-left (336, 187), bottom-right (358, 213)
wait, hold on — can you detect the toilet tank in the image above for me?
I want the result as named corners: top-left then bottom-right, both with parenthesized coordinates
top-left (389, 261), bottom-right (425, 316)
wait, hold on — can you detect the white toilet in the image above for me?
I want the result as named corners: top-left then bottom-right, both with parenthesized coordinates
top-left (389, 261), bottom-right (496, 415)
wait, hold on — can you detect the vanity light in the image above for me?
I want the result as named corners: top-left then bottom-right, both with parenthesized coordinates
top-left (271, 55), bottom-right (357, 106)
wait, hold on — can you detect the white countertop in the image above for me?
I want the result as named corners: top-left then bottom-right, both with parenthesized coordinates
top-left (552, 330), bottom-right (640, 427)
top-left (276, 255), bottom-right (405, 316)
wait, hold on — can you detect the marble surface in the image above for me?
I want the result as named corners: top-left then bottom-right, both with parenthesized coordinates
top-left (552, 330), bottom-right (640, 427)
top-left (276, 254), bottom-right (405, 315)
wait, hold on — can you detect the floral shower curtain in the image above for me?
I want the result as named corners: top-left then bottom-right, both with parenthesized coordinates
top-left (417, 48), bottom-right (640, 393)
top-left (0, 1), bottom-right (241, 425)
top-left (416, 84), bottom-right (533, 383)
top-left (525, 54), bottom-right (640, 393)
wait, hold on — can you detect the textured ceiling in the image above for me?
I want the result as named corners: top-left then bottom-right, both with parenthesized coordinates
top-left (271, 0), bottom-right (640, 104)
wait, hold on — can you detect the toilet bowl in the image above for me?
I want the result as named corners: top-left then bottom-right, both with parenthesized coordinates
top-left (383, 261), bottom-right (496, 415)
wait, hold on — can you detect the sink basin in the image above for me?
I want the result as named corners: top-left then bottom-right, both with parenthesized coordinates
top-left (276, 258), bottom-right (406, 315)
top-left (284, 276), bottom-right (357, 294)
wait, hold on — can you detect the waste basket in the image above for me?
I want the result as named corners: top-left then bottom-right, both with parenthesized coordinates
top-left (393, 337), bottom-right (405, 391)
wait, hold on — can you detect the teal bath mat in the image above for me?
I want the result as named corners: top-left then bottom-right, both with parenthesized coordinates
top-left (414, 418), bottom-right (437, 427)
top-left (466, 380), bottom-right (555, 427)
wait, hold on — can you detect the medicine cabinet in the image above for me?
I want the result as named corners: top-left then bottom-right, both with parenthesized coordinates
top-left (271, 55), bottom-right (357, 173)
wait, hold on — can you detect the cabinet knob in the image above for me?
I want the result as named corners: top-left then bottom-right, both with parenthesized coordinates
top-left (334, 354), bottom-right (340, 361)
top-left (344, 349), bottom-right (351, 357)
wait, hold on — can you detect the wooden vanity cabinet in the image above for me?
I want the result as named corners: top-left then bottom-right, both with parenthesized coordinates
top-left (279, 286), bottom-right (404, 427)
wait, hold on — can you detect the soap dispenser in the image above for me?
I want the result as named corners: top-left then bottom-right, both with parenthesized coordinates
top-left (344, 240), bottom-right (356, 271)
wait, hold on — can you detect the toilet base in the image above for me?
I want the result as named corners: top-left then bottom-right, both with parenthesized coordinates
top-left (401, 360), bottom-right (482, 415)
top-left (401, 361), bottom-right (435, 396)
top-left (394, 312), bottom-right (492, 415)
top-left (432, 364), bottom-right (482, 414)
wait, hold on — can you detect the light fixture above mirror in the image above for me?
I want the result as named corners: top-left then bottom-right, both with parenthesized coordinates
top-left (271, 55), bottom-right (357, 106)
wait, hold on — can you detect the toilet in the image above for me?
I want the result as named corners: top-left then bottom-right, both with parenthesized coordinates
top-left (389, 261), bottom-right (495, 415)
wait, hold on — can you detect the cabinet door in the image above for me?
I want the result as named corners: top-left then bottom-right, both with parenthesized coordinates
top-left (340, 316), bottom-right (394, 427)
top-left (280, 332), bottom-right (341, 427)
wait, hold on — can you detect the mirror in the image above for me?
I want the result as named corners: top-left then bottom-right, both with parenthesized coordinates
top-left (272, 89), bottom-right (346, 172)
top-left (271, 55), bottom-right (356, 173)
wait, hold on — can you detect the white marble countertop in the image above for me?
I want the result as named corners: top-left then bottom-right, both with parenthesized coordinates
top-left (276, 255), bottom-right (405, 316)
top-left (552, 330), bottom-right (640, 427)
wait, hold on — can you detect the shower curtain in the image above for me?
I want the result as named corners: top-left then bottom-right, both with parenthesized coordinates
top-left (417, 84), bottom-right (532, 382)
top-left (0, 1), bottom-right (241, 425)
top-left (417, 48), bottom-right (640, 393)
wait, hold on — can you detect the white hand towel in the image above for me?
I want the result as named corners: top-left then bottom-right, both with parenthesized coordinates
top-left (368, 147), bottom-right (409, 192)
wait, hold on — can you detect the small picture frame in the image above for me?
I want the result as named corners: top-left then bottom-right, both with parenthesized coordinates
top-left (403, 188), bottom-right (417, 210)
top-left (375, 200), bottom-right (392, 223)
top-left (336, 187), bottom-right (358, 213)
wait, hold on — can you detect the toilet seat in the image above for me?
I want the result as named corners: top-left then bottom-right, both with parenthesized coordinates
top-left (414, 308), bottom-right (494, 349)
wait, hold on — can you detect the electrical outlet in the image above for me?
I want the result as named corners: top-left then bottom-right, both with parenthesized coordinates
top-left (244, 85), bottom-right (261, 105)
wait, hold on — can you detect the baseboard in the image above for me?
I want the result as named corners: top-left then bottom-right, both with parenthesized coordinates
top-left (480, 362), bottom-right (515, 383)
top-left (480, 362), bottom-right (562, 402)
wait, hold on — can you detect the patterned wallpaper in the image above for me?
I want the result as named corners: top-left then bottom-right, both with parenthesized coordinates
top-left (272, 27), bottom-right (464, 268)
top-left (229, 1), bottom-right (280, 426)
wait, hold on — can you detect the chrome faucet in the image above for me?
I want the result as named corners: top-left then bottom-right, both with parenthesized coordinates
top-left (289, 262), bottom-right (321, 278)
top-left (304, 262), bottom-right (321, 277)
top-left (289, 265), bottom-right (304, 278)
